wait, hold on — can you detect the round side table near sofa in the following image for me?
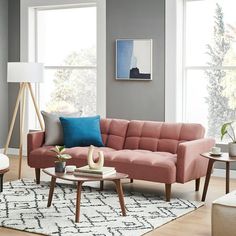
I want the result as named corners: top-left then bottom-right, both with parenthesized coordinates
top-left (0, 154), bottom-right (9, 192)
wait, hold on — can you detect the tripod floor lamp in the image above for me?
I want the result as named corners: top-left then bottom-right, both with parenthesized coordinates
top-left (4, 62), bottom-right (44, 179)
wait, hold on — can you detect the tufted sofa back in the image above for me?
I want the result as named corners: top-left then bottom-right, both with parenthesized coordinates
top-left (100, 118), bottom-right (129, 150)
top-left (123, 120), bottom-right (205, 154)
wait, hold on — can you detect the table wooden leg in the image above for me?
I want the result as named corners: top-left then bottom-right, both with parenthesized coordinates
top-left (47, 176), bottom-right (56, 207)
top-left (226, 162), bottom-right (230, 194)
top-left (201, 159), bottom-right (215, 201)
top-left (100, 180), bottom-right (104, 191)
top-left (75, 181), bottom-right (83, 223)
top-left (114, 179), bottom-right (126, 216)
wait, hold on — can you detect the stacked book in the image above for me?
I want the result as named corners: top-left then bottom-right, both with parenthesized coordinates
top-left (74, 165), bottom-right (116, 178)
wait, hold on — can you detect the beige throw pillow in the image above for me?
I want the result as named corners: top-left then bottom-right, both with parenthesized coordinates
top-left (41, 111), bottom-right (80, 146)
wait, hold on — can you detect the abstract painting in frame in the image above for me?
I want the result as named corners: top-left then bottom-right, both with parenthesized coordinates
top-left (116, 39), bottom-right (152, 80)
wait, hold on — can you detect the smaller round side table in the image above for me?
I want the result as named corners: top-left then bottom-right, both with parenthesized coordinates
top-left (0, 154), bottom-right (9, 192)
top-left (201, 152), bottom-right (236, 201)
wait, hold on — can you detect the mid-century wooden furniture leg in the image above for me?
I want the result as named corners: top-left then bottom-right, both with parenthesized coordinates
top-left (4, 83), bottom-right (24, 154)
top-left (75, 181), bottom-right (83, 223)
top-left (195, 178), bottom-right (200, 191)
top-left (100, 180), bottom-right (104, 191)
top-left (202, 159), bottom-right (215, 201)
top-left (165, 184), bottom-right (171, 202)
top-left (226, 162), bottom-right (230, 194)
top-left (18, 83), bottom-right (26, 179)
top-left (27, 83), bottom-right (44, 130)
top-left (35, 168), bottom-right (41, 184)
top-left (114, 179), bottom-right (126, 216)
top-left (4, 83), bottom-right (44, 180)
top-left (47, 176), bottom-right (56, 207)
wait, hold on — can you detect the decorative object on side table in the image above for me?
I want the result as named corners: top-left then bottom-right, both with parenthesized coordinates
top-left (50, 146), bottom-right (72, 173)
top-left (87, 145), bottom-right (104, 169)
top-left (65, 165), bottom-right (77, 173)
top-left (221, 121), bottom-right (236, 156)
top-left (209, 146), bottom-right (222, 156)
top-left (74, 145), bottom-right (116, 178)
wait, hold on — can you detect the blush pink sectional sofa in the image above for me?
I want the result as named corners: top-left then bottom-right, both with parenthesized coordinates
top-left (27, 118), bottom-right (215, 201)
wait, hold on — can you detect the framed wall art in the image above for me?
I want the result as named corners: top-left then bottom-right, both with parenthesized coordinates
top-left (116, 39), bottom-right (152, 80)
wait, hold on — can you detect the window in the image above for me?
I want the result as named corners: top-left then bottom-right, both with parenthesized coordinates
top-left (166, 0), bottom-right (236, 142)
top-left (183, 0), bottom-right (236, 141)
top-left (28, 5), bottom-right (97, 129)
top-left (21, 0), bottom-right (106, 131)
top-left (165, 0), bottom-right (236, 142)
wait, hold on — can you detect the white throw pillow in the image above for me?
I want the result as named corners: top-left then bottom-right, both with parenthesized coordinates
top-left (41, 111), bottom-right (80, 146)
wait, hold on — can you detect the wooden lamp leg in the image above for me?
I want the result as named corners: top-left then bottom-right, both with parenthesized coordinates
top-left (4, 84), bottom-right (24, 154)
top-left (27, 83), bottom-right (44, 130)
top-left (4, 83), bottom-right (44, 180)
top-left (18, 83), bottom-right (26, 179)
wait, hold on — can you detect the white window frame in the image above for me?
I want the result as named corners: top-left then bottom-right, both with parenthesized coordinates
top-left (165, 0), bottom-right (184, 122)
top-left (20, 0), bottom-right (106, 131)
top-left (182, 0), bottom-right (236, 124)
top-left (166, 0), bottom-right (236, 124)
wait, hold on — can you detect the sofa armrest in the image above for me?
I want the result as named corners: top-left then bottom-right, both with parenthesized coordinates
top-left (176, 138), bottom-right (215, 183)
top-left (27, 131), bottom-right (45, 157)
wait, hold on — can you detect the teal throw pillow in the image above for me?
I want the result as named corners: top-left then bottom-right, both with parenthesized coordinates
top-left (59, 115), bottom-right (104, 148)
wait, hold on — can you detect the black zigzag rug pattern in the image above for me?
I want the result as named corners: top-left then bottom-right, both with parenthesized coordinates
top-left (0, 179), bottom-right (203, 236)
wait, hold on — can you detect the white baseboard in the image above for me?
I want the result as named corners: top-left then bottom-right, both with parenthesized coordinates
top-left (212, 168), bottom-right (236, 179)
top-left (0, 148), bottom-right (27, 157)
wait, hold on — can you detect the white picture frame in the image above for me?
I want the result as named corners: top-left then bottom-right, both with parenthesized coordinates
top-left (116, 39), bottom-right (153, 81)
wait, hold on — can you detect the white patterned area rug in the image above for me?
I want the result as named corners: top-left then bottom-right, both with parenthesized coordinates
top-left (0, 179), bottom-right (203, 236)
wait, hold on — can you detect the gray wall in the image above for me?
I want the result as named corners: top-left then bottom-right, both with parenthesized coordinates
top-left (8, 0), bottom-right (20, 148)
top-left (106, 0), bottom-right (165, 121)
top-left (0, 0), bottom-right (8, 148)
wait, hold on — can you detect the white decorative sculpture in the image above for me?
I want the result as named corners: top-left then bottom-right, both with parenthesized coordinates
top-left (87, 145), bottom-right (104, 170)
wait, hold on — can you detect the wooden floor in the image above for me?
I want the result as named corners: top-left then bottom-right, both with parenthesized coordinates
top-left (1, 156), bottom-right (236, 236)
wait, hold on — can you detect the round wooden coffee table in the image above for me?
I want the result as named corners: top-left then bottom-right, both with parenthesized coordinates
top-left (43, 167), bottom-right (128, 223)
top-left (201, 152), bottom-right (236, 201)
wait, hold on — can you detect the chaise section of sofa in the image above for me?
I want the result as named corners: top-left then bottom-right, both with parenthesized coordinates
top-left (27, 118), bottom-right (215, 201)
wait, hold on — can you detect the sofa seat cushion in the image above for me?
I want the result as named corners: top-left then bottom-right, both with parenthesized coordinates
top-left (104, 149), bottom-right (177, 183)
top-left (28, 146), bottom-right (115, 168)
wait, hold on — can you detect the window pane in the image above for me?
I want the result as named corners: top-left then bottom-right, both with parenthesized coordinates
top-left (185, 70), bottom-right (208, 128)
top-left (186, 0), bottom-right (236, 66)
top-left (39, 69), bottom-right (96, 116)
top-left (185, 69), bottom-right (236, 142)
top-left (37, 7), bottom-right (96, 66)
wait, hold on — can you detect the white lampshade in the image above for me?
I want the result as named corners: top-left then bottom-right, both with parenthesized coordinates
top-left (7, 62), bottom-right (44, 83)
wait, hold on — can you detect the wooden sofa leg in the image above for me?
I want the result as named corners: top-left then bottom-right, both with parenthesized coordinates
top-left (130, 178), bottom-right (133, 183)
top-left (195, 178), bottom-right (200, 191)
top-left (35, 168), bottom-right (41, 184)
top-left (165, 184), bottom-right (171, 202)
top-left (0, 174), bottom-right (3, 192)
top-left (100, 180), bottom-right (104, 191)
